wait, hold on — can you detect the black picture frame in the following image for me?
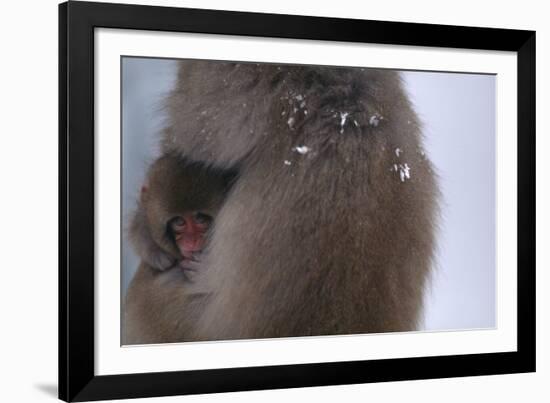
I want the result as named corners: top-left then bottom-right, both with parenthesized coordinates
top-left (59, 1), bottom-right (536, 401)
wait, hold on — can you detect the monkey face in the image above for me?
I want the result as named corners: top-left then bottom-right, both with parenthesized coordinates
top-left (168, 212), bottom-right (214, 261)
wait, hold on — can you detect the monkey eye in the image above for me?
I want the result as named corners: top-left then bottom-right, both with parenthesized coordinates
top-left (168, 216), bottom-right (186, 231)
top-left (194, 212), bottom-right (213, 226)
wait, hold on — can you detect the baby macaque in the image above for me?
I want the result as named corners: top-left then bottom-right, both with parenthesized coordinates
top-left (124, 153), bottom-right (237, 344)
top-left (128, 153), bottom-right (236, 273)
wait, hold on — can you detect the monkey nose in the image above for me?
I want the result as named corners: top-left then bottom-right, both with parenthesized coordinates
top-left (185, 238), bottom-right (203, 250)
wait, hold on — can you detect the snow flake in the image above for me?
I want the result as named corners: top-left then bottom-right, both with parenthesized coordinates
top-left (287, 117), bottom-right (295, 129)
top-left (369, 114), bottom-right (381, 127)
top-left (293, 145), bottom-right (310, 154)
top-left (391, 163), bottom-right (411, 182)
top-left (339, 112), bottom-right (349, 134)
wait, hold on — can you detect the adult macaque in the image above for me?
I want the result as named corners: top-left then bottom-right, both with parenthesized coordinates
top-left (124, 61), bottom-right (438, 344)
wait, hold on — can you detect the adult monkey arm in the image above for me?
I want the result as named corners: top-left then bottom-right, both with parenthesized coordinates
top-left (124, 262), bottom-right (211, 344)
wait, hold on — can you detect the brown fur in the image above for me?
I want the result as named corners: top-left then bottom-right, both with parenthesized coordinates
top-left (124, 61), bottom-right (439, 344)
top-left (124, 263), bottom-right (211, 344)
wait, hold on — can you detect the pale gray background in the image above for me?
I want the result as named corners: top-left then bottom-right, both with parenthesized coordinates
top-left (121, 57), bottom-right (496, 331)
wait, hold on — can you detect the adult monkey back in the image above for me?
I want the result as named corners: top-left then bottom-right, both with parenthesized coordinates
top-left (145, 61), bottom-right (438, 341)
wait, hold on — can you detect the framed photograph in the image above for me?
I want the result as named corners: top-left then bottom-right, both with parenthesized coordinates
top-left (59, 1), bottom-right (535, 401)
